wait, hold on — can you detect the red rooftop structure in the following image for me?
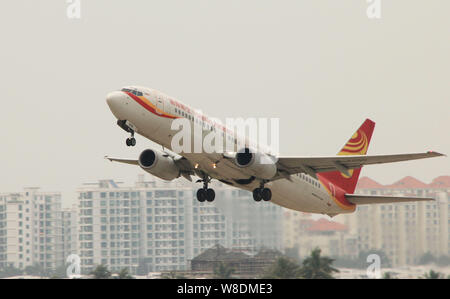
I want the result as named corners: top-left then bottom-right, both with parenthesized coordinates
top-left (305, 218), bottom-right (348, 233)
top-left (356, 176), bottom-right (448, 190)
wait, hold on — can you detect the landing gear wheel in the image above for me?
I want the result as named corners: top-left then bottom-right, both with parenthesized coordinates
top-left (196, 189), bottom-right (206, 202)
top-left (196, 175), bottom-right (215, 202)
top-left (126, 137), bottom-right (136, 147)
top-left (206, 188), bottom-right (215, 202)
top-left (261, 188), bottom-right (272, 201)
top-left (253, 188), bottom-right (262, 202)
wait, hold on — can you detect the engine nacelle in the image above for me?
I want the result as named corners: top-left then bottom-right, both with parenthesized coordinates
top-left (138, 149), bottom-right (180, 181)
top-left (234, 148), bottom-right (277, 180)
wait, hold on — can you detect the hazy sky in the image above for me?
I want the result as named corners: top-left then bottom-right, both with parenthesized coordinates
top-left (0, 1), bottom-right (448, 206)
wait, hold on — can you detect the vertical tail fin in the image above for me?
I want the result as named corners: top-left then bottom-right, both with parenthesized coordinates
top-left (317, 119), bottom-right (375, 193)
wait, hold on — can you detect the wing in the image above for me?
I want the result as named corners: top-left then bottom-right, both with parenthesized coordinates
top-left (104, 155), bottom-right (196, 181)
top-left (346, 194), bottom-right (433, 205)
top-left (276, 151), bottom-right (445, 178)
top-left (104, 156), bottom-right (139, 165)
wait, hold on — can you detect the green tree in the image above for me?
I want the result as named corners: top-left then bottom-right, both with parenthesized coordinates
top-left (284, 246), bottom-right (301, 263)
top-left (161, 271), bottom-right (187, 279)
top-left (382, 272), bottom-right (395, 279)
top-left (262, 257), bottom-right (302, 279)
top-left (116, 268), bottom-right (134, 279)
top-left (24, 263), bottom-right (46, 277)
top-left (213, 262), bottom-right (235, 279)
top-left (436, 255), bottom-right (450, 267)
top-left (421, 270), bottom-right (444, 279)
top-left (0, 266), bottom-right (23, 278)
top-left (298, 248), bottom-right (339, 279)
top-left (418, 252), bottom-right (435, 265)
top-left (90, 264), bottom-right (112, 279)
top-left (50, 264), bottom-right (69, 279)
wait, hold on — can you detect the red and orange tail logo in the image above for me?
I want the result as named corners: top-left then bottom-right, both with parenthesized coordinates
top-left (339, 129), bottom-right (370, 156)
top-left (318, 119), bottom-right (375, 193)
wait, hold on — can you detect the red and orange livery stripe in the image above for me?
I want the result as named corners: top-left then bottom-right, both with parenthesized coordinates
top-left (318, 176), bottom-right (356, 211)
top-left (123, 91), bottom-right (179, 120)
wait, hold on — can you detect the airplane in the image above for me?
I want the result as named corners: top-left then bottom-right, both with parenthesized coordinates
top-left (105, 86), bottom-right (445, 217)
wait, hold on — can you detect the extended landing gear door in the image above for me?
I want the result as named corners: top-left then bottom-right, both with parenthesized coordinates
top-left (125, 120), bottom-right (137, 133)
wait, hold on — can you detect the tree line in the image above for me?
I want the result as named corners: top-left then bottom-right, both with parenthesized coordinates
top-left (1, 248), bottom-right (449, 279)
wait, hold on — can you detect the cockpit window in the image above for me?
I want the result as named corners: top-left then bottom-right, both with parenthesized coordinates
top-left (121, 88), bottom-right (143, 96)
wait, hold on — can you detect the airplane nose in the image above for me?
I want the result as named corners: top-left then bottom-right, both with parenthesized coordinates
top-left (106, 91), bottom-right (123, 106)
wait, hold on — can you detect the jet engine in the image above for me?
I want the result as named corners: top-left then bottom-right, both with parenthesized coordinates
top-left (234, 147), bottom-right (277, 180)
top-left (138, 149), bottom-right (180, 181)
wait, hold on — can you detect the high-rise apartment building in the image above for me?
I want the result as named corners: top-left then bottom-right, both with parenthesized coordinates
top-left (62, 205), bottom-right (79, 261)
top-left (0, 188), bottom-right (64, 270)
top-left (283, 176), bottom-right (450, 267)
top-left (336, 176), bottom-right (450, 266)
top-left (76, 176), bottom-right (283, 274)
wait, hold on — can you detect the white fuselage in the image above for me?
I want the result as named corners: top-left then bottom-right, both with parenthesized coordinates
top-left (106, 86), bottom-right (354, 216)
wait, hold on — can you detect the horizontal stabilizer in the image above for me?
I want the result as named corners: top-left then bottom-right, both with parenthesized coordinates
top-left (346, 194), bottom-right (433, 205)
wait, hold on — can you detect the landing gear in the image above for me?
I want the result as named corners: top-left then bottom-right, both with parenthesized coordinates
top-left (253, 189), bottom-right (263, 202)
top-left (117, 120), bottom-right (136, 147)
top-left (197, 188), bottom-right (215, 202)
top-left (206, 189), bottom-right (215, 202)
top-left (125, 129), bottom-right (136, 147)
top-left (261, 188), bottom-right (272, 201)
top-left (196, 176), bottom-right (215, 202)
top-left (253, 182), bottom-right (272, 202)
top-left (126, 137), bottom-right (136, 147)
